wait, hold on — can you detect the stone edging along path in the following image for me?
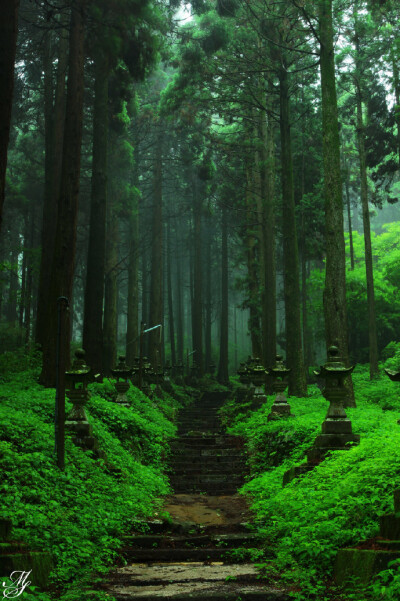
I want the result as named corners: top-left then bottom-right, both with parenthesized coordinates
top-left (104, 391), bottom-right (290, 600)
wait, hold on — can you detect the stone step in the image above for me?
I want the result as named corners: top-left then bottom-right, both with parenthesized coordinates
top-left (171, 487), bottom-right (243, 496)
top-left (170, 455), bottom-right (245, 465)
top-left (171, 436), bottom-right (244, 448)
top-left (106, 563), bottom-right (289, 601)
top-left (170, 461), bottom-right (246, 472)
top-left (121, 533), bottom-right (261, 549)
top-left (170, 447), bottom-right (246, 458)
top-left (170, 474), bottom-right (245, 484)
top-left (171, 466), bottom-right (247, 477)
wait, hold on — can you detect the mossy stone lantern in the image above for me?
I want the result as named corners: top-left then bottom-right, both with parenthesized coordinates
top-left (267, 355), bottom-right (292, 421)
top-left (249, 361), bottom-right (267, 407)
top-left (65, 349), bottom-right (96, 450)
top-left (236, 362), bottom-right (249, 402)
top-left (111, 355), bottom-right (133, 406)
top-left (141, 357), bottom-right (153, 398)
top-left (161, 360), bottom-right (174, 393)
top-left (308, 345), bottom-right (360, 463)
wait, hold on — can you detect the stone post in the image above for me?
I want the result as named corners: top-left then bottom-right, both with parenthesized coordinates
top-left (267, 355), bottom-right (292, 421)
top-left (111, 355), bottom-right (133, 406)
top-left (65, 349), bottom-right (97, 451)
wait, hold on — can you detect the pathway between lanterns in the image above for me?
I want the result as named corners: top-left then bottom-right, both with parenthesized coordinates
top-left (104, 391), bottom-right (290, 600)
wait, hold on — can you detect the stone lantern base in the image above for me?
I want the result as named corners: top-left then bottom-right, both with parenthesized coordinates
top-left (306, 417), bottom-right (360, 464)
top-left (114, 381), bottom-right (131, 406)
top-left (267, 394), bottom-right (293, 421)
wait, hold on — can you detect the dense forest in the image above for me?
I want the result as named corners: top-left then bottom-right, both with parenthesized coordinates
top-left (1, 0), bottom-right (400, 600)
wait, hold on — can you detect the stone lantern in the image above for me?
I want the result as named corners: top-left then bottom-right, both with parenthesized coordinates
top-left (208, 362), bottom-right (217, 377)
top-left (65, 349), bottom-right (97, 450)
top-left (236, 362), bottom-right (249, 402)
top-left (111, 355), bottom-right (133, 406)
top-left (131, 356), bottom-right (140, 387)
top-left (308, 345), bottom-right (360, 463)
top-left (267, 355), bottom-right (292, 421)
top-left (141, 357), bottom-right (154, 398)
top-left (249, 361), bottom-right (267, 407)
top-left (162, 360), bottom-right (174, 393)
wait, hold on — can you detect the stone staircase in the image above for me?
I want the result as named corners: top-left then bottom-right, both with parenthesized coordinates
top-left (170, 391), bottom-right (247, 496)
top-left (105, 390), bottom-right (289, 601)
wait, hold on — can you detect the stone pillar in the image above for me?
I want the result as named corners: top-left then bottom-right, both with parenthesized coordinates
top-left (267, 355), bottom-right (292, 421)
top-left (111, 355), bottom-right (133, 406)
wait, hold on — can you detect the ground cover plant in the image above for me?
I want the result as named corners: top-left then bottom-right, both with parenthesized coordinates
top-left (0, 351), bottom-right (190, 601)
top-left (226, 365), bottom-right (400, 600)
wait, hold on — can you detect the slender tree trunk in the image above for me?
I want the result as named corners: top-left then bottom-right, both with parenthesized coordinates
top-left (126, 200), bottom-right (139, 365)
top-left (176, 239), bottom-right (184, 364)
top-left (344, 163), bottom-right (355, 270)
top-left (149, 131), bottom-right (163, 368)
top-left (204, 221), bottom-right (212, 372)
top-left (36, 27), bottom-right (68, 347)
top-left (0, 0), bottom-right (19, 232)
top-left (218, 206), bottom-right (229, 384)
top-left (279, 64), bottom-right (307, 396)
top-left (319, 0), bottom-right (354, 406)
top-left (103, 202), bottom-right (118, 374)
top-left (192, 174), bottom-right (203, 372)
top-left (245, 162), bottom-right (262, 358)
top-left (40, 0), bottom-right (86, 386)
top-left (355, 72), bottom-right (379, 378)
top-left (83, 53), bottom-right (109, 374)
top-left (167, 220), bottom-right (176, 366)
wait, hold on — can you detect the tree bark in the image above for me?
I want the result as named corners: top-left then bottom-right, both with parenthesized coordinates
top-left (355, 68), bottom-right (379, 378)
top-left (319, 0), bottom-right (354, 405)
top-left (245, 161), bottom-right (262, 359)
top-left (192, 174), bottom-right (203, 372)
top-left (83, 52), bottom-right (109, 374)
top-left (148, 131), bottom-right (163, 368)
top-left (126, 198), bottom-right (139, 365)
top-left (0, 0), bottom-right (19, 232)
top-left (36, 26), bottom-right (68, 348)
top-left (166, 220), bottom-right (176, 366)
top-left (40, 0), bottom-right (86, 386)
top-left (103, 201), bottom-right (118, 374)
top-left (279, 64), bottom-right (307, 396)
top-left (204, 219), bottom-right (212, 372)
top-left (175, 237), bottom-right (184, 364)
top-left (217, 205), bottom-right (229, 384)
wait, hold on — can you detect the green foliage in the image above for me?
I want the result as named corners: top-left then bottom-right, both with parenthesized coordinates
top-left (227, 370), bottom-right (400, 599)
top-left (0, 365), bottom-right (184, 600)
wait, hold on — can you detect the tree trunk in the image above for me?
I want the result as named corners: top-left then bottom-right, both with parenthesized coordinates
top-left (82, 53), bottom-right (109, 374)
top-left (204, 220), bottom-right (212, 372)
top-left (126, 199), bottom-right (139, 366)
top-left (0, 0), bottom-right (19, 232)
top-left (245, 162), bottom-right (262, 359)
top-left (355, 72), bottom-right (379, 378)
top-left (40, 0), bottom-right (86, 386)
top-left (148, 132), bottom-right (163, 368)
top-left (319, 0), bottom-right (354, 405)
top-left (166, 220), bottom-right (176, 366)
top-left (344, 162), bottom-right (355, 270)
top-left (279, 64), bottom-right (307, 396)
top-left (192, 174), bottom-right (203, 372)
top-left (36, 26), bottom-right (68, 348)
top-left (103, 203), bottom-right (118, 374)
top-left (217, 206), bottom-right (229, 384)
top-left (176, 239), bottom-right (184, 364)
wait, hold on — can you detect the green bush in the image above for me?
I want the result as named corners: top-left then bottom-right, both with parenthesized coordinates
top-left (0, 372), bottom-right (186, 601)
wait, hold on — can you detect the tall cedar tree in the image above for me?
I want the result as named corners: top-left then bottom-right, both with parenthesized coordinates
top-left (40, 0), bottom-right (86, 386)
top-left (0, 0), bottom-right (20, 232)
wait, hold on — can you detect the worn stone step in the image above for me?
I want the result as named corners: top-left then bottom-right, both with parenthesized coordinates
top-left (121, 533), bottom-right (261, 549)
top-left (170, 461), bottom-right (246, 473)
top-left (171, 436), bottom-right (244, 448)
top-left (171, 487), bottom-right (242, 496)
top-left (120, 547), bottom-right (256, 563)
top-left (171, 455), bottom-right (245, 465)
top-left (170, 474), bottom-right (245, 485)
top-left (171, 447), bottom-right (245, 458)
top-left (106, 563), bottom-right (289, 601)
top-left (171, 467), bottom-right (247, 477)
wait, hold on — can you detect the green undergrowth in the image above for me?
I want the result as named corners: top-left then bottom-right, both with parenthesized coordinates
top-left (226, 365), bottom-right (400, 600)
top-left (0, 354), bottom-right (191, 601)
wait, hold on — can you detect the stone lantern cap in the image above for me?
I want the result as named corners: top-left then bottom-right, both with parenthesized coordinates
top-left (314, 345), bottom-right (354, 379)
top-left (111, 355), bottom-right (133, 380)
top-left (267, 354), bottom-right (291, 379)
top-left (65, 349), bottom-right (91, 387)
top-left (385, 369), bottom-right (400, 382)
